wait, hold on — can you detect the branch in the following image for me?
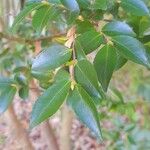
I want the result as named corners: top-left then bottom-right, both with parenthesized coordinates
top-left (0, 32), bottom-right (66, 44)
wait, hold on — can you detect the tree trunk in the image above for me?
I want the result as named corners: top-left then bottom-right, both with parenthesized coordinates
top-left (5, 105), bottom-right (34, 150)
top-left (60, 105), bottom-right (73, 150)
top-left (41, 121), bottom-right (59, 150)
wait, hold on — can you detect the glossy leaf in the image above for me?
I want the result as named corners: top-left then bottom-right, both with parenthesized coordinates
top-left (102, 21), bottom-right (136, 37)
top-left (14, 74), bottom-right (28, 86)
top-left (0, 77), bottom-right (15, 90)
top-left (60, 0), bottom-right (79, 12)
top-left (32, 70), bottom-right (54, 82)
top-left (54, 69), bottom-right (70, 82)
top-left (32, 5), bottom-right (54, 32)
top-left (112, 35), bottom-right (149, 68)
top-left (75, 59), bottom-right (104, 102)
top-left (32, 43), bottom-right (72, 72)
top-left (67, 85), bottom-right (102, 139)
top-left (76, 20), bottom-right (93, 34)
top-left (139, 17), bottom-right (150, 37)
top-left (11, 2), bottom-right (44, 32)
top-left (76, 30), bottom-right (104, 54)
top-left (30, 79), bottom-right (71, 128)
top-left (74, 40), bottom-right (86, 60)
top-left (94, 44), bottom-right (117, 91)
top-left (120, 0), bottom-right (149, 16)
top-left (19, 86), bottom-right (29, 100)
top-left (0, 86), bottom-right (17, 114)
top-left (115, 54), bottom-right (128, 70)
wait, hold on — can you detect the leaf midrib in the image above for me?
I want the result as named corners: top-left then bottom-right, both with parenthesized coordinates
top-left (32, 80), bottom-right (70, 125)
top-left (112, 37), bottom-right (148, 65)
top-left (76, 61), bottom-right (99, 92)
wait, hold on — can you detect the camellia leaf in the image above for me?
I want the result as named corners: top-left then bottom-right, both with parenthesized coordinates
top-left (76, 20), bottom-right (93, 34)
top-left (54, 68), bottom-right (70, 82)
top-left (120, 0), bottom-right (149, 16)
top-left (19, 86), bottom-right (29, 100)
top-left (11, 2), bottom-right (44, 32)
top-left (75, 59), bottom-right (105, 103)
top-left (0, 77), bottom-right (15, 90)
top-left (115, 54), bottom-right (128, 71)
top-left (112, 35), bottom-right (149, 68)
top-left (139, 17), bottom-right (150, 37)
top-left (0, 86), bottom-right (17, 114)
top-left (14, 74), bottom-right (28, 86)
top-left (60, 0), bottom-right (79, 12)
top-left (76, 30), bottom-right (104, 54)
top-left (94, 44), bottom-right (117, 91)
top-left (102, 21), bottom-right (136, 37)
top-left (32, 4), bottom-right (60, 32)
top-left (30, 79), bottom-right (71, 128)
top-left (74, 40), bottom-right (86, 60)
top-left (67, 85), bottom-right (102, 139)
top-left (32, 70), bottom-right (54, 82)
top-left (32, 43), bottom-right (72, 72)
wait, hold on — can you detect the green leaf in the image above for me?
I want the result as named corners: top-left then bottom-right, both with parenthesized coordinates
top-left (19, 86), bottom-right (29, 100)
top-left (112, 35), bottom-right (149, 68)
top-left (74, 40), bottom-right (86, 60)
top-left (32, 43), bottom-right (72, 72)
top-left (102, 21), bottom-right (136, 37)
top-left (32, 5), bottom-right (60, 33)
top-left (139, 17), bottom-right (150, 37)
top-left (60, 0), bottom-right (79, 12)
top-left (14, 74), bottom-right (28, 86)
top-left (76, 20), bottom-right (93, 34)
top-left (76, 30), bottom-right (104, 54)
top-left (115, 54), bottom-right (128, 70)
top-left (30, 79), bottom-right (71, 128)
top-left (0, 86), bottom-right (17, 114)
top-left (120, 0), bottom-right (149, 16)
top-left (54, 69), bottom-right (70, 82)
top-left (67, 85), bottom-right (102, 139)
top-left (11, 2), bottom-right (44, 32)
top-left (32, 70), bottom-right (54, 82)
top-left (75, 59), bottom-right (105, 103)
top-left (0, 77), bottom-right (15, 91)
top-left (94, 44), bottom-right (117, 91)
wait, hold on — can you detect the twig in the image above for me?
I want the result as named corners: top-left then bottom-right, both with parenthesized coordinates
top-left (0, 32), bottom-right (66, 44)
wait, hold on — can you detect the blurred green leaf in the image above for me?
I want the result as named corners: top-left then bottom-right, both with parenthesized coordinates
top-left (0, 86), bottom-right (17, 114)
top-left (11, 2), bottom-right (44, 32)
top-left (120, 0), bottom-right (149, 16)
